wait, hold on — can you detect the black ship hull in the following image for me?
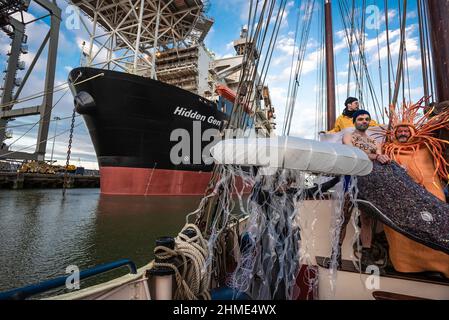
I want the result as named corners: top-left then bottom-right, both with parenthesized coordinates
top-left (69, 67), bottom-right (227, 195)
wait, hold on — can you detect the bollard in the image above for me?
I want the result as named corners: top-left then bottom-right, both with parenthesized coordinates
top-left (149, 237), bottom-right (176, 300)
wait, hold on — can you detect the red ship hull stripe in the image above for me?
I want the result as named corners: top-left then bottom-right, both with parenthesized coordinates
top-left (100, 167), bottom-right (212, 196)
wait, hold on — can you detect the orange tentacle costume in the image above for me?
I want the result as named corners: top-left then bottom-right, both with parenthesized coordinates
top-left (383, 98), bottom-right (449, 190)
top-left (382, 99), bottom-right (449, 277)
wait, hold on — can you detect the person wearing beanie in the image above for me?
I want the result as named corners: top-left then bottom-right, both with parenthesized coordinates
top-left (351, 109), bottom-right (371, 123)
top-left (326, 97), bottom-right (378, 133)
top-left (338, 109), bottom-right (390, 267)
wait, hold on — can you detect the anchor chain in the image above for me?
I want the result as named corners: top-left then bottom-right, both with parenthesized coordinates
top-left (63, 108), bottom-right (76, 197)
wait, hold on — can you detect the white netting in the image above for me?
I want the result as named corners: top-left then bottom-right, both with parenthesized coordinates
top-left (189, 164), bottom-right (359, 300)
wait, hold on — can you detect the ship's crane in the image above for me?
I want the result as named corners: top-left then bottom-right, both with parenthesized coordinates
top-left (71, 0), bottom-right (212, 78)
top-left (0, 0), bottom-right (31, 27)
top-left (0, 0), bottom-right (61, 162)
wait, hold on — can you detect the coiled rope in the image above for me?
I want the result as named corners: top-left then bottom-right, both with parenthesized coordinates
top-left (152, 224), bottom-right (211, 300)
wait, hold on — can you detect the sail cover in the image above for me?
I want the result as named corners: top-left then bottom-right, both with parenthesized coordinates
top-left (210, 136), bottom-right (373, 176)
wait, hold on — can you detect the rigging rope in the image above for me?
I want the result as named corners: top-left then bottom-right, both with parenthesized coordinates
top-left (384, 0), bottom-right (393, 104)
top-left (391, 0), bottom-right (408, 107)
top-left (338, 0), bottom-right (383, 122)
top-left (346, 0), bottom-right (356, 98)
top-left (6, 87), bottom-right (71, 149)
top-left (0, 114), bottom-right (81, 131)
top-left (284, 0), bottom-right (303, 135)
top-left (376, 25), bottom-right (386, 123)
top-left (417, 0), bottom-right (429, 104)
top-left (238, 0), bottom-right (286, 131)
top-left (1, 72), bottom-right (101, 157)
top-left (3, 72), bottom-right (81, 149)
top-left (260, 0), bottom-right (288, 88)
top-left (198, 0), bottom-right (288, 234)
top-left (422, 0), bottom-right (435, 101)
top-left (0, 122), bottom-right (83, 158)
top-left (0, 73), bottom-right (104, 110)
top-left (358, 0), bottom-right (367, 109)
top-left (229, 0), bottom-right (269, 129)
top-left (398, 0), bottom-right (407, 105)
top-left (0, 82), bottom-right (69, 111)
top-left (240, 0), bottom-right (288, 132)
top-left (283, 0), bottom-right (316, 136)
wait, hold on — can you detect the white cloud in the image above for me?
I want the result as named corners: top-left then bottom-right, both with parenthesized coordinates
top-left (279, 0), bottom-right (295, 28)
top-left (335, 24), bottom-right (418, 60)
top-left (301, 48), bottom-right (322, 75)
top-left (404, 55), bottom-right (422, 70)
top-left (378, 9), bottom-right (398, 25)
top-left (267, 65), bottom-right (293, 83)
top-left (239, 0), bottom-right (252, 22)
top-left (337, 81), bottom-right (357, 95)
top-left (407, 86), bottom-right (425, 100)
top-left (338, 71), bottom-right (348, 78)
top-left (373, 34), bottom-right (419, 61)
top-left (277, 36), bottom-right (297, 56)
top-left (75, 36), bottom-right (112, 66)
top-left (214, 53), bottom-right (234, 60)
top-left (406, 11), bottom-right (417, 20)
top-left (272, 55), bottom-right (290, 66)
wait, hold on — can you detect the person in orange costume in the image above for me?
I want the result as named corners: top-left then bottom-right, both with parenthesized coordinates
top-left (382, 100), bottom-right (449, 277)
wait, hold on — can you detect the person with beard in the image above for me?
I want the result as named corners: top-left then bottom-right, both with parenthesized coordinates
top-left (393, 124), bottom-right (443, 197)
top-left (327, 97), bottom-right (378, 133)
top-left (338, 110), bottom-right (390, 267)
top-left (381, 102), bottom-right (449, 276)
top-left (385, 115), bottom-right (449, 202)
top-left (343, 110), bottom-right (390, 164)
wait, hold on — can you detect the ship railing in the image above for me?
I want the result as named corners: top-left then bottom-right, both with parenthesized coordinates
top-left (157, 62), bottom-right (199, 71)
top-left (156, 61), bottom-right (199, 71)
top-left (157, 51), bottom-right (199, 62)
top-left (0, 258), bottom-right (137, 300)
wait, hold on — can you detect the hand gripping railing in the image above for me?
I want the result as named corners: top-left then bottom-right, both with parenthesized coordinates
top-left (0, 258), bottom-right (137, 300)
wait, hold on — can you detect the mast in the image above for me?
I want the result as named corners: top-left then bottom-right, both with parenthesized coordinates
top-left (325, 0), bottom-right (336, 130)
top-left (427, 0), bottom-right (449, 103)
top-left (427, 0), bottom-right (449, 161)
top-left (417, 0), bottom-right (429, 103)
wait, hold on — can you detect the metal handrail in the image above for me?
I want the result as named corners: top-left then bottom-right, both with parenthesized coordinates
top-left (0, 258), bottom-right (137, 300)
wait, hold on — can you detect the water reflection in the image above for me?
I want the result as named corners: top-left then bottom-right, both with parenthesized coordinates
top-left (92, 194), bottom-right (201, 268)
top-left (0, 189), bottom-right (202, 294)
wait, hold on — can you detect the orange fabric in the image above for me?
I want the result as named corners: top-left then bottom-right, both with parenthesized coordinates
top-left (381, 99), bottom-right (449, 277)
top-left (384, 225), bottom-right (449, 278)
top-left (385, 146), bottom-right (449, 277)
top-left (392, 146), bottom-right (446, 201)
top-left (384, 226), bottom-right (449, 278)
top-left (384, 99), bottom-right (449, 183)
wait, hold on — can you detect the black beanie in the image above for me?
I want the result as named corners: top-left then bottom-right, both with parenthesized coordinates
top-left (352, 110), bottom-right (371, 123)
top-left (344, 97), bottom-right (358, 107)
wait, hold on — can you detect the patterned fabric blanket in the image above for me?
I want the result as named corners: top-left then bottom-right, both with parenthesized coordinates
top-left (356, 162), bottom-right (449, 255)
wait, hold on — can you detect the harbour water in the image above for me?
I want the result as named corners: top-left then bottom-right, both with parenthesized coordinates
top-left (0, 189), bottom-right (202, 296)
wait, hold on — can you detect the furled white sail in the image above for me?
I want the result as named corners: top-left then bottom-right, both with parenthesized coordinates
top-left (210, 136), bottom-right (372, 176)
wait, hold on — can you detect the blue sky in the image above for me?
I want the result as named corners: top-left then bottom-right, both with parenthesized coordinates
top-left (1, 0), bottom-right (427, 169)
